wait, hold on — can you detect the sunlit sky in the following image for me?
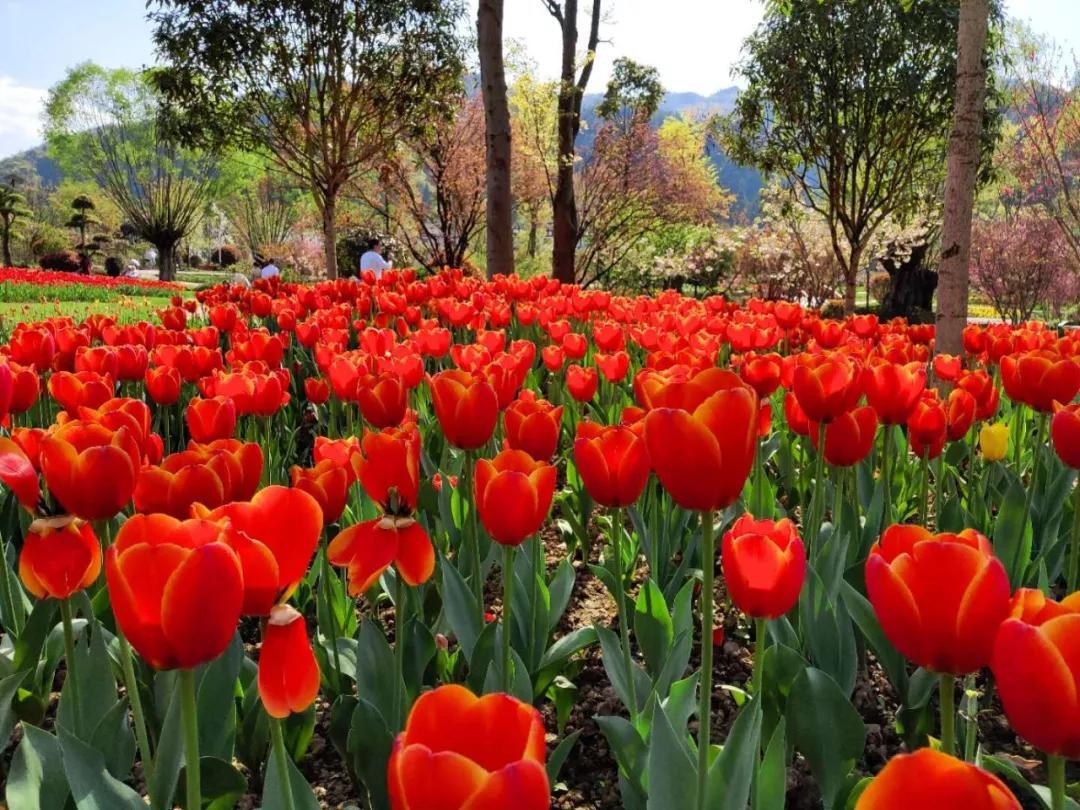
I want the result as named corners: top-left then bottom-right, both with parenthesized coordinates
top-left (1, 0), bottom-right (1077, 159)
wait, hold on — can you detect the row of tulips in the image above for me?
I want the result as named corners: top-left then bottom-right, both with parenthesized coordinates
top-left (0, 269), bottom-right (1077, 809)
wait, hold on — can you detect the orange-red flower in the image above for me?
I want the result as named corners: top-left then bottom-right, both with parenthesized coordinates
top-left (328, 515), bottom-right (435, 593)
top-left (809, 406), bottom-right (878, 467)
top-left (474, 449), bottom-right (556, 546)
top-left (907, 391), bottom-right (947, 460)
top-left (258, 604), bottom-right (320, 719)
top-left (107, 514), bottom-right (244, 670)
top-left (19, 516), bottom-right (100, 599)
top-left (133, 454), bottom-right (230, 518)
top-left (47, 370), bottom-right (114, 413)
top-left (0, 436), bottom-right (41, 511)
top-left (290, 459), bottom-right (351, 524)
top-left (573, 422), bottom-right (650, 508)
top-left (643, 378), bottom-right (757, 512)
top-left (190, 439), bottom-right (264, 501)
top-left (865, 525), bottom-right (1010, 675)
top-left (314, 435), bottom-right (362, 481)
top-left (356, 371), bottom-right (409, 428)
top-left (145, 365), bottom-right (182, 405)
top-left (862, 359), bottom-right (925, 426)
top-left (566, 364), bottom-right (598, 403)
top-left (992, 611), bottom-right (1080, 759)
top-left (388, 684), bottom-right (549, 810)
top-left (721, 513), bottom-right (806, 619)
top-left (1000, 351), bottom-right (1080, 413)
top-left (187, 396), bottom-right (237, 443)
top-left (504, 391), bottom-right (563, 462)
top-left (594, 351), bottom-right (630, 383)
top-left (8, 362), bottom-right (40, 414)
top-left (429, 369), bottom-right (499, 450)
top-left (946, 388), bottom-right (977, 442)
top-left (304, 376), bottom-right (330, 405)
top-left (1006, 588), bottom-right (1078, 626)
top-left (957, 369), bottom-right (1000, 421)
top-left (1051, 403), bottom-right (1080, 469)
top-left (855, 749), bottom-right (1019, 810)
top-left (354, 423), bottom-right (421, 513)
top-left (40, 420), bottom-right (140, 520)
top-left (634, 366), bottom-right (735, 412)
top-left (739, 352), bottom-right (784, 399)
top-left (792, 354), bottom-right (863, 424)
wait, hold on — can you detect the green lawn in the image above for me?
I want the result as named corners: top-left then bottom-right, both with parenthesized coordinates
top-left (0, 296), bottom-right (175, 329)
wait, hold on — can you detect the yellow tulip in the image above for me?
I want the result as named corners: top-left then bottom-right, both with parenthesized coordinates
top-left (979, 422), bottom-right (1008, 462)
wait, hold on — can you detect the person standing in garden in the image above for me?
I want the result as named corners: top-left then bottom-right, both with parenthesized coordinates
top-left (360, 238), bottom-right (392, 278)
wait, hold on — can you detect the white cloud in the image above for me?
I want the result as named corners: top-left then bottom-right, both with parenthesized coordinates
top-left (0, 75), bottom-right (46, 158)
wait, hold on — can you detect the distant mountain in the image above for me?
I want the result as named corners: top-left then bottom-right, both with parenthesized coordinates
top-left (0, 85), bottom-right (763, 216)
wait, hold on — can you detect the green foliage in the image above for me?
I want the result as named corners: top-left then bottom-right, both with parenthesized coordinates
top-left (596, 58), bottom-right (665, 127)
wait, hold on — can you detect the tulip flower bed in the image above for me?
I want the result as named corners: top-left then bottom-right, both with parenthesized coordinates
top-left (0, 270), bottom-right (1078, 810)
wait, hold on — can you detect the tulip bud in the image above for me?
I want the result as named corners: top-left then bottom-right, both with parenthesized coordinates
top-left (259, 604), bottom-right (320, 719)
top-left (979, 422), bottom-right (1008, 462)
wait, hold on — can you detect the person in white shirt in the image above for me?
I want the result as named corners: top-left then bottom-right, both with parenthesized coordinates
top-left (260, 261), bottom-right (281, 279)
top-left (359, 239), bottom-right (392, 277)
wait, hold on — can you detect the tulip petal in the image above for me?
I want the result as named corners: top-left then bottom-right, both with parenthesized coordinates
top-left (461, 761), bottom-right (550, 810)
top-left (161, 542), bottom-right (244, 670)
top-left (395, 522), bottom-right (435, 587)
top-left (390, 744), bottom-right (489, 810)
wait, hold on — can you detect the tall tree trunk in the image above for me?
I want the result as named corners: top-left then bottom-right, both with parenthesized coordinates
top-left (1, 218), bottom-right (11, 267)
top-left (549, 0), bottom-right (601, 285)
top-left (936, 0), bottom-right (989, 357)
top-left (478, 0), bottom-right (513, 279)
top-left (527, 209), bottom-right (538, 258)
top-left (157, 241), bottom-right (177, 283)
top-left (322, 195), bottom-right (339, 280)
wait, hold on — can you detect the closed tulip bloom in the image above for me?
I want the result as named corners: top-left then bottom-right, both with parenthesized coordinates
top-left (783, 391), bottom-right (811, 437)
top-left (258, 604), bottom-right (320, 719)
top-left (19, 516), bottom-right (100, 600)
top-left (429, 369), bottom-right (499, 450)
top-left (8, 362), bottom-right (40, 414)
top-left (594, 351), bottom-right (630, 383)
top-left (192, 439), bottom-right (264, 501)
top-left (809, 406), bottom-right (878, 467)
top-left (304, 376), bottom-right (330, 405)
top-left (134, 459), bottom-right (228, 518)
top-left (855, 749), bottom-right (1019, 810)
top-left (573, 422), bottom-right (650, 508)
top-left (739, 352), bottom-right (784, 398)
top-left (946, 388), bottom-right (977, 442)
top-left (328, 515), bottom-right (435, 593)
top-left (644, 382), bottom-right (757, 512)
top-left (474, 449), bottom-right (556, 546)
top-left (980, 422), bottom-right (1009, 462)
top-left (107, 514), bottom-right (244, 670)
top-left (290, 459), bottom-right (351, 524)
top-left (1000, 351), bottom-right (1080, 412)
top-left (0, 436), bottom-right (41, 511)
top-left (314, 435), bottom-right (362, 482)
top-left (721, 513), bottom-right (806, 619)
top-left (932, 353), bottom-right (963, 383)
top-left (907, 392), bottom-right (947, 460)
top-left (1051, 403), bottom-right (1080, 468)
top-left (355, 423), bottom-right (421, 513)
top-left (48, 370), bottom-right (114, 413)
top-left (40, 421), bottom-right (140, 520)
top-left (865, 525), bottom-right (1010, 675)
top-left (145, 366), bottom-right (182, 405)
top-left (566, 364), bottom-right (598, 403)
top-left (634, 366), bottom-right (738, 412)
top-left (992, 612), bottom-right (1080, 759)
top-left (357, 371), bottom-right (409, 428)
top-left (504, 391), bottom-right (563, 462)
top-left (957, 369), bottom-right (1000, 421)
top-left (792, 354), bottom-right (863, 424)
top-left (388, 684), bottom-right (549, 810)
top-left (863, 359), bottom-right (926, 425)
top-left (187, 396), bottom-right (237, 443)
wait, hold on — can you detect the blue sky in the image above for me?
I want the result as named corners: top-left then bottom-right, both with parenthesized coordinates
top-left (1, 0), bottom-right (1078, 159)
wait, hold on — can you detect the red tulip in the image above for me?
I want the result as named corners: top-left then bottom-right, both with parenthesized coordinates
top-left (314, 435), bottom-right (362, 481)
top-left (429, 370), bottom-right (498, 451)
top-left (19, 516), bottom-right (100, 599)
top-left (328, 515), bottom-right (435, 593)
top-left (993, 611), bottom-right (1080, 759)
top-left (1000, 351), bottom-right (1080, 413)
top-left (40, 421), bottom-right (139, 520)
top-left (48, 370), bottom-right (114, 413)
top-left (946, 388), bottom-right (976, 442)
top-left (863, 359), bottom-right (925, 425)
top-left (504, 391), bottom-right (563, 462)
top-left (1051, 403), bottom-right (1080, 468)
top-left (739, 352), bottom-right (784, 398)
top-left (643, 381), bottom-right (757, 512)
top-left (0, 436), bottom-right (41, 511)
top-left (865, 525), bottom-right (1010, 674)
top-left (933, 353), bottom-right (962, 383)
top-left (187, 396), bottom-right (237, 443)
top-left (258, 604), bottom-right (320, 719)
top-left (809, 405), bottom-right (878, 467)
top-left (304, 376), bottom-right (330, 405)
top-left (594, 351), bottom-right (630, 383)
top-left (573, 421), bottom-right (650, 508)
top-left (566, 364), bottom-right (598, 403)
top-left (474, 449), bottom-right (556, 546)
top-left (355, 423), bottom-right (421, 513)
top-left (388, 684), bottom-right (549, 810)
top-left (855, 748), bottom-right (1019, 810)
top-left (1006, 588), bottom-right (1077, 626)
top-left (145, 366), bottom-right (182, 405)
top-left (957, 370), bottom-right (999, 421)
top-left (133, 456), bottom-right (229, 518)
top-left (721, 513), bottom-right (806, 618)
top-left (357, 371), bottom-right (409, 428)
top-left (107, 514), bottom-right (244, 670)
top-left (793, 354), bottom-right (863, 424)
top-left (907, 391), bottom-right (947, 460)
top-left (290, 459), bottom-right (351, 524)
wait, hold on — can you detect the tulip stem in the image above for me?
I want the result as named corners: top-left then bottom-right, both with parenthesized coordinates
top-left (270, 718), bottom-right (297, 810)
top-left (117, 629), bottom-right (154, 783)
top-left (881, 424), bottom-right (894, 530)
top-left (179, 668), bottom-right (201, 810)
top-left (918, 451), bottom-right (930, 527)
top-left (933, 456), bottom-right (945, 531)
top-left (612, 509), bottom-right (638, 725)
top-left (1049, 754), bottom-right (1066, 810)
top-left (1013, 411), bottom-right (1047, 585)
top-left (695, 509), bottom-right (715, 810)
top-left (319, 545), bottom-right (344, 696)
top-left (462, 451), bottom-right (483, 624)
top-left (394, 572), bottom-right (408, 727)
top-left (1068, 483), bottom-right (1080, 593)
top-left (752, 617), bottom-right (767, 698)
top-left (808, 422), bottom-right (827, 551)
top-left (501, 544), bottom-right (514, 693)
top-left (60, 598), bottom-right (82, 736)
top-left (962, 673), bottom-right (978, 762)
top-left (939, 674), bottom-right (956, 756)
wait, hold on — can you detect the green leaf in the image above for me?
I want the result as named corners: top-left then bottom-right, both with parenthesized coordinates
top-left (356, 618), bottom-right (404, 730)
top-left (200, 756), bottom-right (248, 810)
top-left (706, 696), bottom-right (762, 810)
top-left (993, 477), bottom-right (1032, 585)
top-left (634, 579), bottom-right (674, 678)
top-left (58, 724), bottom-right (146, 810)
top-left (0, 670), bottom-right (26, 744)
top-left (548, 559), bottom-right (577, 632)
top-left (88, 698), bottom-right (136, 780)
top-left (546, 729), bottom-right (582, 784)
top-left (595, 714), bottom-right (646, 796)
top-left (840, 581), bottom-right (907, 696)
top-left (13, 598), bottom-right (56, 674)
top-left (148, 674), bottom-right (184, 810)
top-left (7, 724), bottom-right (70, 810)
top-left (346, 697), bottom-right (393, 810)
top-left (597, 625), bottom-right (649, 715)
top-left (262, 740), bottom-right (320, 810)
top-left (57, 618), bottom-right (117, 741)
top-left (787, 667), bottom-right (866, 809)
top-left (646, 701), bottom-right (697, 810)
top-left (754, 718), bottom-right (787, 810)
top-left (538, 626), bottom-right (598, 669)
top-left (440, 557), bottom-right (482, 660)
top-left (197, 632), bottom-right (242, 760)
top-left (799, 565), bottom-right (857, 696)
